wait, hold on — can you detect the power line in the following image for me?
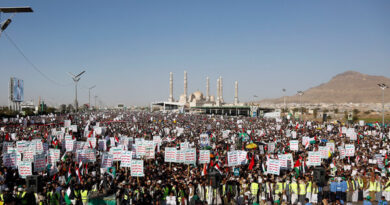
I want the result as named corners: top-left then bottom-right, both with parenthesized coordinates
top-left (3, 31), bottom-right (71, 87)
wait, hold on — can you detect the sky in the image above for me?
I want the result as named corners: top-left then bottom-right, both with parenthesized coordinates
top-left (1, 0), bottom-right (389, 107)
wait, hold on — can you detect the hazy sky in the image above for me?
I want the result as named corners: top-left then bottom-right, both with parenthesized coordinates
top-left (1, 0), bottom-right (389, 107)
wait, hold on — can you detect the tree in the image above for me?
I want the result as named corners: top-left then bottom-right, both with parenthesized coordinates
top-left (323, 109), bottom-right (329, 113)
top-left (333, 108), bottom-right (339, 114)
top-left (67, 104), bottom-right (74, 112)
top-left (59, 104), bottom-right (67, 113)
top-left (313, 108), bottom-right (320, 119)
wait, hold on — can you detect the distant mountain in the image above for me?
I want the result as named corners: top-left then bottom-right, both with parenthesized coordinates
top-left (260, 71), bottom-right (390, 104)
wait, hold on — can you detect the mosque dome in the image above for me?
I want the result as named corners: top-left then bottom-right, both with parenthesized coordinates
top-left (192, 91), bottom-right (204, 101)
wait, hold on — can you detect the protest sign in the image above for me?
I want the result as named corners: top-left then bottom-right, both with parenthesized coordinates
top-left (65, 140), bottom-right (75, 152)
top-left (120, 151), bottom-right (132, 168)
top-left (34, 153), bottom-right (46, 172)
top-left (267, 159), bottom-right (280, 175)
top-left (199, 150), bottom-right (210, 164)
top-left (200, 134), bottom-right (210, 146)
top-left (176, 150), bottom-right (185, 163)
top-left (136, 144), bottom-right (146, 158)
top-left (228, 151), bottom-right (239, 167)
top-left (153, 136), bottom-right (162, 146)
top-left (290, 140), bottom-right (299, 151)
top-left (131, 160), bottom-right (144, 177)
top-left (165, 148), bottom-right (177, 163)
top-left (326, 142), bottom-right (335, 153)
top-left (98, 139), bottom-right (106, 151)
top-left (3, 153), bottom-right (17, 168)
top-left (184, 148), bottom-right (196, 164)
top-left (345, 144), bottom-right (355, 157)
top-left (308, 151), bottom-right (321, 166)
top-left (144, 141), bottom-right (155, 159)
top-left (18, 161), bottom-right (32, 178)
top-left (23, 148), bottom-right (35, 162)
top-left (338, 146), bottom-right (346, 159)
top-left (101, 153), bottom-right (113, 168)
top-left (268, 142), bottom-right (276, 153)
top-left (237, 150), bottom-right (248, 165)
top-left (110, 147), bottom-right (123, 161)
top-left (319, 146), bottom-right (329, 159)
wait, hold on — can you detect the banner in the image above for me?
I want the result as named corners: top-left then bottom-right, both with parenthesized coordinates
top-left (184, 148), bottom-right (196, 164)
top-left (176, 149), bottom-right (185, 163)
top-left (136, 144), bottom-right (146, 158)
top-left (345, 144), bottom-right (355, 157)
top-left (267, 159), bottom-right (280, 175)
top-left (319, 146), bottom-right (329, 159)
top-left (308, 151), bottom-right (321, 166)
top-left (228, 151), bottom-right (239, 167)
top-left (131, 160), bottom-right (144, 177)
top-left (268, 142), bottom-right (276, 153)
top-left (144, 141), bottom-right (155, 159)
top-left (3, 153), bottom-right (17, 168)
top-left (120, 151), bottom-right (132, 168)
top-left (290, 140), bottom-right (299, 151)
top-left (18, 161), bottom-right (32, 178)
top-left (110, 147), bottom-right (123, 161)
top-left (199, 150), bottom-right (210, 164)
top-left (34, 153), bottom-right (46, 172)
top-left (23, 148), bottom-right (35, 162)
top-left (165, 148), bottom-right (177, 163)
top-left (65, 140), bottom-right (75, 152)
top-left (237, 150), bottom-right (248, 165)
top-left (101, 153), bottom-right (113, 168)
top-left (200, 134), bottom-right (210, 147)
top-left (48, 149), bottom-right (60, 164)
top-left (326, 142), bottom-right (335, 153)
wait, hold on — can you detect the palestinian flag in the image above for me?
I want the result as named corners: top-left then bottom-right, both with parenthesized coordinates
top-left (64, 187), bottom-right (72, 205)
top-left (5, 133), bottom-right (9, 141)
top-left (115, 135), bottom-right (120, 143)
top-left (305, 141), bottom-right (310, 149)
top-left (293, 157), bottom-right (302, 177)
top-left (385, 154), bottom-right (388, 166)
top-left (66, 166), bottom-right (72, 185)
top-left (202, 163), bottom-right (207, 176)
top-left (61, 152), bottom-right (68, 162)
top-left (248, 155), bottom-right (255, 170)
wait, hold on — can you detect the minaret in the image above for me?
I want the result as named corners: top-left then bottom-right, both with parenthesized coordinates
top-left (206, 77), bottom-right (210, 101)
top-left (234, 81), bottom-right (239, 105)
top-left (216, 78), bottom-right (220, 105)
top-left (184, 71), bottom-right (188, 103)
top-left (219, 76), bottom-right (224, 103)
top-left (169, 72), bottom-right (174, 102)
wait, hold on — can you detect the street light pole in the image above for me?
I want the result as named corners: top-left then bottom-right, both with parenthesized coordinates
top-left (297, 91), bottom-right (304, 121)
top-left (378, 83), bottom-right (388, 127)
top-left (283, 88), bottom-right (286, 112)
top-left (68, 71), bottom-right (85, 112)
top-left (88, 85), bottom-right (96, 109)
top-left (94, 95), bottom-right (98, 110)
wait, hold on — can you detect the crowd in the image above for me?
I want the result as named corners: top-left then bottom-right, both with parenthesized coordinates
top-left (0, 110), bottom-right (389, 205)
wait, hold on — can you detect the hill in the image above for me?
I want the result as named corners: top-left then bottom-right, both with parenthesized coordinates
top-left (260, 71), bottom-right (390, 104)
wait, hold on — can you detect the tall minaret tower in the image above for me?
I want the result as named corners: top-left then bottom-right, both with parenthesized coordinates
top-left (206, 77), bottom-right (210, 101)
top-left (234, 81), bottom-right (239, 105)
top-left (216, 78), bottom-right (220, 105)
top-left (168, 72), bottom-right (174, 102)
top-left (184, 71), bottom-right (188, 103)
top-left (219, 76), bottom-right (224, 103)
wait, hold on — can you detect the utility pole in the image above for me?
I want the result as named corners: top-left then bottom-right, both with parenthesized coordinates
top-left (297, 91), bottom-right (304, 121)
top-left (88, 85), bottom-right (96, 110)
top-left (378, 83), bottom-right (388, 127)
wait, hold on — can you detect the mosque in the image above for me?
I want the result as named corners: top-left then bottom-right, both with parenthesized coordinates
top-left (151, 71), bottom-right (272, 116)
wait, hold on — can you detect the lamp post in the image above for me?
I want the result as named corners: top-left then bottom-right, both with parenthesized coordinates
top-left (88, 85), bottom-right (96, 109)
top-left (297, 91), bottom-right (304, 121)
top-left (94, 95), bottom-right (98, 110)
top-left (68, 71), bottom-right (85, 112)
top-left (0, 7), bottom-right (33, 38)
top-left (378, 83), bottom-right (388, 127)
top-left (283, 88), bottom-right (286, 113)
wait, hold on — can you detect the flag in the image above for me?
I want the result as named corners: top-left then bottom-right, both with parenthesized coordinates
top-left (5, 133), bottom-right (10, 141)
top-left (66, 166), bottom-right (72, 185)
top-left (61, 152), bottom-right (68, 162)
top-left (87, 130), bottom-right (93, 138)
top-left (385, 154), bottom-right (388, 166)
top-left (75, 167), bottom-right (82, 183)
top-left (64, 187), bottom-right (72, 205)
top-left (305, 141), bottom-right (309, 149)
top-left (248, 155), bottom-right (255, 170)
top-left (202, 163), bottom-right (207, 176)
top-left (115, 135), bottom-right (119, 143)
top-left (89, 141), bottom-right (93, 149)
top-left (214, 163), bottom-right (223, 174)
top-left (293, 157), bottom-right (302, 176)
